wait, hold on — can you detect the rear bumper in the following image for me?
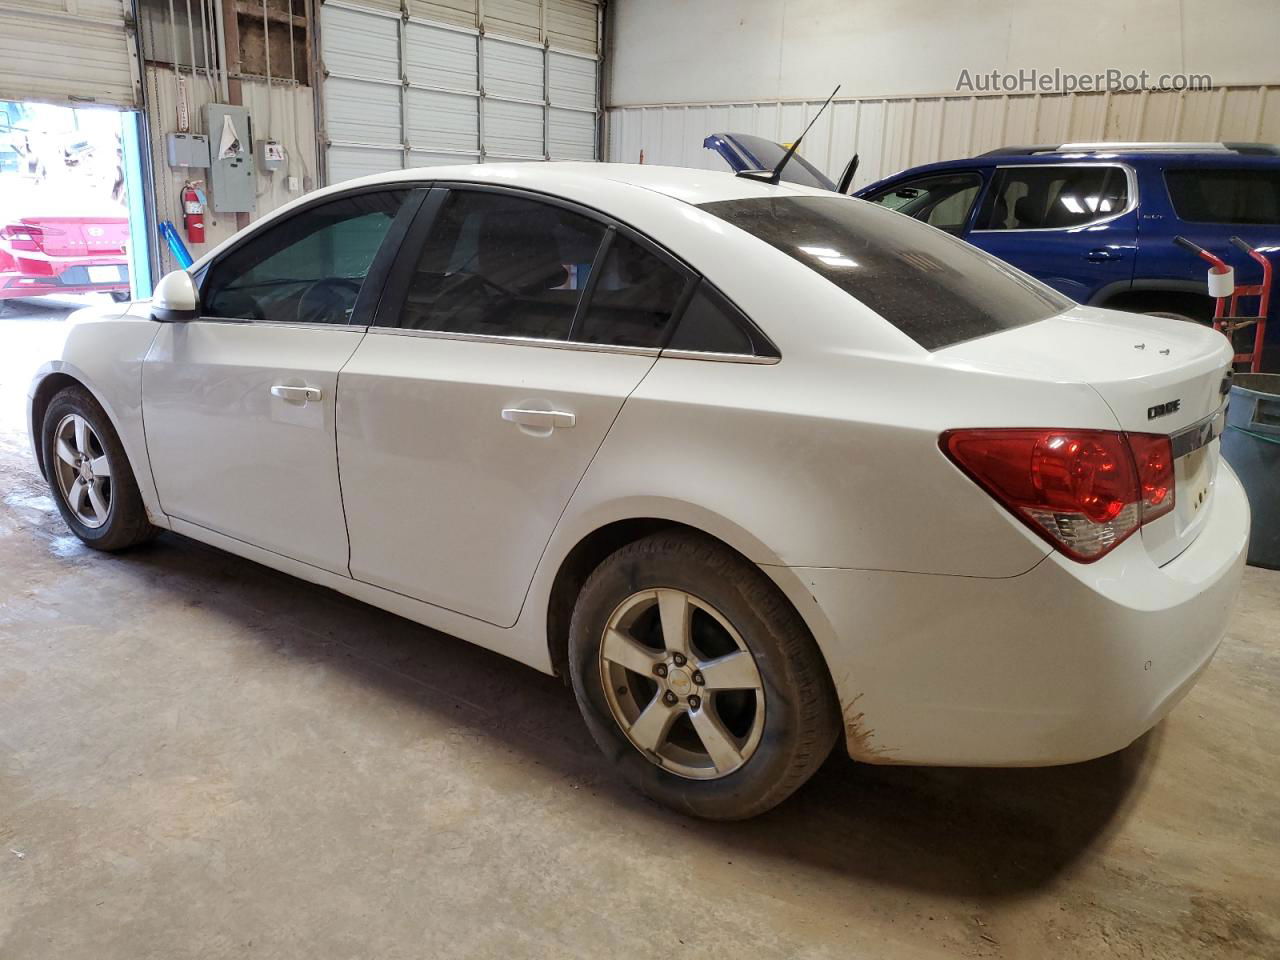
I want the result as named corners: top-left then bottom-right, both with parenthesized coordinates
top-left (785, 463), bottom-right (1250, 766)
top-left (1, 261), bottom-right (130, 298)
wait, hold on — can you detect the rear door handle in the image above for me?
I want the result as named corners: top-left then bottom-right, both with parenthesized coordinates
top-left (1085, 248), bottom-right (1121, 262)
top-left (501, 408), bottom-right (576, 429)
top-left (271, 384), bottom-right (322, 403)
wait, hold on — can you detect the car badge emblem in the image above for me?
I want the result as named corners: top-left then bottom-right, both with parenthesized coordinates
top-left (1147, 399), bottom-right (1182, 420)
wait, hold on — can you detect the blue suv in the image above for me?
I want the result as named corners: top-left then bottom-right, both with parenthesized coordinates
top-left (706, 136), bottom-right (1279, 357)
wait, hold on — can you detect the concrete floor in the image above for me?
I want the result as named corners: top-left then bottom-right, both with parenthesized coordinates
top-left (1, 300), bottom-right (1278, 959)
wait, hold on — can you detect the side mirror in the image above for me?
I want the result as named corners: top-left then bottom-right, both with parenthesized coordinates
top-left (151, 270), bottom-right (200, 323)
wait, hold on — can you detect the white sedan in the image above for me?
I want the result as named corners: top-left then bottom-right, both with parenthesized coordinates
top-left (27, 162), bottom-right (1248, 819)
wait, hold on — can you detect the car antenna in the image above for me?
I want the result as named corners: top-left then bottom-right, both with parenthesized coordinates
top-left (738, 84), bottom-right (841, 186)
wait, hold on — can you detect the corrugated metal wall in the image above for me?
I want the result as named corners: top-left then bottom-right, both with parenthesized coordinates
top-left (319, 0), bottom-right (600, 184)
top-left (144, 65), bottom-right (317, 273)
top-left (0, 0), bottom-right (139, 107)
top-left (607, 85), bottom-right (1280, 188)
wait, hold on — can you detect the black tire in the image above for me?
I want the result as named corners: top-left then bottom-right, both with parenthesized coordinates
top-left (568, 530), bottom-right (840, 820)
top-left (41, 385), bottom-right (157, 551)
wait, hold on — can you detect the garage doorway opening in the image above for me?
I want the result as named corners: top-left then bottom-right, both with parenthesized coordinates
top-left (0, 100), bottom-right (152, 318)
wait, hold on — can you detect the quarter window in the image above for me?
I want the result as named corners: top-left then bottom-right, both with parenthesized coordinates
top-left (202, 190), bottom-right (408, 323)
top-left (866, 172), bottom-right (983, 235)
top-left (666, 280), bottom-right (767, 356)
top-left (1165, 168), bottom-right (1280, 225)
top-left (575, 233), bottom-right (688, 348)
top-left (975, 166), bottom-right (1129, 230)
top-left (399, 190), bottom-right (605, 340)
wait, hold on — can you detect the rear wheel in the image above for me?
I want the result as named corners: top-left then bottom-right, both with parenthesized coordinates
top-left (42, 386), bottom-right (157, 551)
top-left (568, 530), bottom-right (840, 820)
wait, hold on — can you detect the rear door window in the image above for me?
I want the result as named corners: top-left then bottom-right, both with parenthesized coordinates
top-left (574, 232), bottom-right (689, 348)
top-left (865, 172), bottom-right (983, 234)
top-left (698, 194), bottom-right (1071, 351)
top-left (975, 165), bottom-right (1129, 230)
top-left (398, 189), bottom-right (605, 341)
top-left (1165, 168), bottom-right (1280, 224)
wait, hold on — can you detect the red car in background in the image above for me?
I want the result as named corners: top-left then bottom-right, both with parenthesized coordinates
top-left (0, 213), bottom-right (130, 304)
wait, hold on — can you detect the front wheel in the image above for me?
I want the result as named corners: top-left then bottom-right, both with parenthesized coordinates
top-left (568, 530), bottom-right (840, 820)
top-left (42, 385), bottom-right (157, 551)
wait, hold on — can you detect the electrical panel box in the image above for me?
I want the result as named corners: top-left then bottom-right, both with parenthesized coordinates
top-left (257, 139), bottom-right (285, 173)
top-left (204, 103), bottom-right (256, 214)
top-left (165, 132), bottom-right (210, 169)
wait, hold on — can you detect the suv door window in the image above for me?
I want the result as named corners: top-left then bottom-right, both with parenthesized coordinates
top-left (399, 189), bottom-right (605, 340)
top-left (574, 232), bottom-right (689, 348)
top-left (975, 165), bottom-right (1129, 230)
top-left (202, 190), bottom-right (408, 324)
top-left (866, 172), bottom-right (983, 234)
top-left (1165, 168), bottom-right (1280, 224)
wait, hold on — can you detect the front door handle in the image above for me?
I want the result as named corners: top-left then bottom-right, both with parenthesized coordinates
top-left (271, 384), bottom-right (322, 403)
top-left (501, 407), bottom-right (576, 429)
top-left (1085, 248), bottom-right (1121, 262)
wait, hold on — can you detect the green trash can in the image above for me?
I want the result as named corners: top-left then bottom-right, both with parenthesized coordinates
top-left (1220, 373), bottom-right (1280, 569)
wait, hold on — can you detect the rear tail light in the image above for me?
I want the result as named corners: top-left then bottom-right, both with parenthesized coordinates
top-left (0, 223), bottom-right (51, 252)
top-left (941, 428), bottom-right (1175, 562)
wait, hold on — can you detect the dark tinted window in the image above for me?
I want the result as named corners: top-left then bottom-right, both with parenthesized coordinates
top-left (867, 172), bottom-right (983, 234)
top-left (203, 190), bottom-right (407, 323)
top-left (666, 281), bottom-right (758, 355)
top-left (721, 133), bottom-right (836, 191)
top-left (400, 190), bottom-right (605, 340)
top-left (975, 165), bottom-right (1129, 230)
top-left (1166, 168), bottom-right (1280, 224)
top-left (699, 195), bottom-right (1071, 351)
top-left (575, 233), bottom-right (687, 347)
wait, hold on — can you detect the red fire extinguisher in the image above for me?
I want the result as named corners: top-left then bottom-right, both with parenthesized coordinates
top-left (182, 181), bottom-right (206, 244)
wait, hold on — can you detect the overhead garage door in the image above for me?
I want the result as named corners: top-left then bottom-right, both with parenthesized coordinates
top-left (0, 0), bottom-right (139, 107)
top-left (319, 0), bottom-right (600, 184)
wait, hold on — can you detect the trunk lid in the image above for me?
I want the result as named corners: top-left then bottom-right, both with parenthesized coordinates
top-left (13, 215), bottom-right (129, 258)
top-left (938, 306), bottom-right (1234, 565)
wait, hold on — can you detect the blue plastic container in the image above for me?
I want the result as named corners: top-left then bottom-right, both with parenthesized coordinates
top-left (1220, 373), bottom-right (1280, 569)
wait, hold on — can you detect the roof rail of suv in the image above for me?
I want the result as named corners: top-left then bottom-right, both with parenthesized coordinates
top-left (980, 141), bottom-right (1280, 157)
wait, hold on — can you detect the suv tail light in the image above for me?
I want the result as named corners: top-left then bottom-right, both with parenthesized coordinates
top-left (941, 428), bottom-right (1175, 562)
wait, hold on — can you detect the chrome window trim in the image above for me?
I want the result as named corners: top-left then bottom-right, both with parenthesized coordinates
top-left (189, 317), bottom-right (367, 332)
top-left (659, 348), bottom-right (780, 365)
top-left (366, 325), bottom-right (661, 357)
top-left (968, 162), bottom-right (1139, 234)
top-left (365, 326), bottom-right (781, 363)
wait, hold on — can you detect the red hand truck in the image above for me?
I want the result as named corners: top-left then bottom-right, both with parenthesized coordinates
top-left (1173, 235), bottom-right (1271, 373)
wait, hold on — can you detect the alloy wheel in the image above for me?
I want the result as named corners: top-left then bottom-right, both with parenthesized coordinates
top-left (599, 588), bottom-right (766, 780)
top-left (51, 413), bottom-right (113, 529)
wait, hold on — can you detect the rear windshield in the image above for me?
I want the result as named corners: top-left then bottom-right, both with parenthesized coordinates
top-left (698, 195), bottom-right (1071, 350)
top-left (1165, 168), bottom-right (1280, 225)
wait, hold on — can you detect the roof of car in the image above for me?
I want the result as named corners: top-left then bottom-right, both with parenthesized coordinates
top-left (328, 160), bottom-right (832, 207)
top-left (188, 161), bottom-right (839, 273)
